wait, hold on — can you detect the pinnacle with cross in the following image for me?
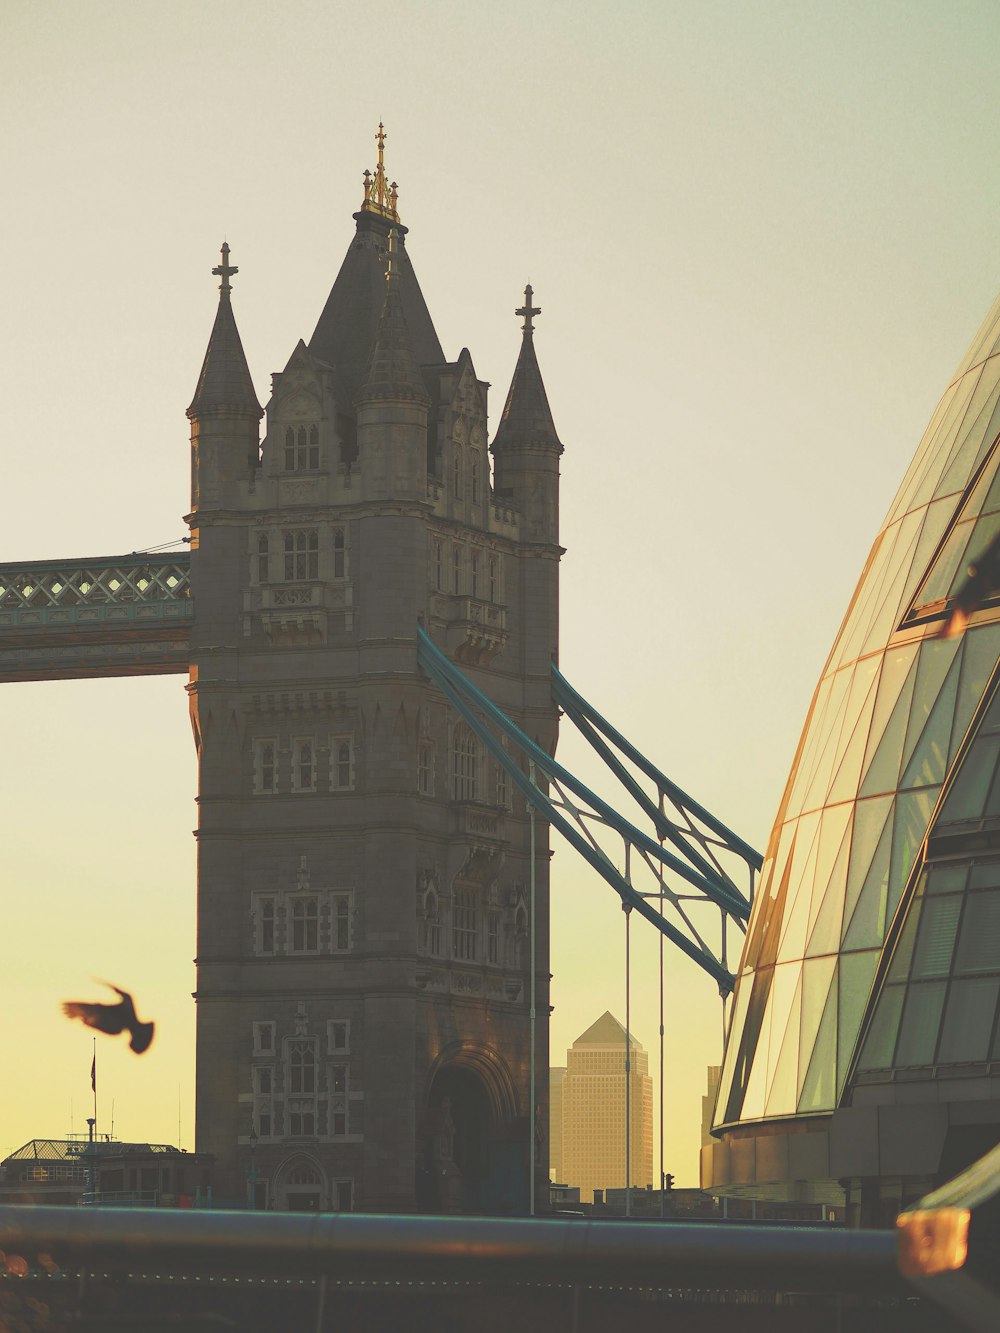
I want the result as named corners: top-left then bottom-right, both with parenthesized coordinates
top-left (212, 242), bottom-right (238, 296)
top-left (361, 121), bottom-right (401, 221)
top-left (516, 284), bottom-right (541, 333)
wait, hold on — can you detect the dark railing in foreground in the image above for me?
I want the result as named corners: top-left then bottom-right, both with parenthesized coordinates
top-left (0, 1207), bottom-right (902, 1293)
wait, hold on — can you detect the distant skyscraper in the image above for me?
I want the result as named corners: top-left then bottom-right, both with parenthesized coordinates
top-left (701, 1066), bottom-right (721, 1150)
top-left (549, 1067), bottom-right (566, 1182)
top-left (557, 1012), bottom-right (652, 1202)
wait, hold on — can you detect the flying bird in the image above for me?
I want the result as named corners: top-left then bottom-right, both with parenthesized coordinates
top-left (62, 984), bottom-right (155, 1054)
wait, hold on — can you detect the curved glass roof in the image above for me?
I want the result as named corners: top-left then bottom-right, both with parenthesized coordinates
top-left (715, 293), bottom-right (1000, 1130)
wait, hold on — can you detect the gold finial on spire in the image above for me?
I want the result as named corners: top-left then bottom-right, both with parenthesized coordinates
top-left (515, 284), bottom-right (541, 333)
top-left (360, 121), bottom-right (401, 222)
top-left (212, 241), bottom-right (238, 296)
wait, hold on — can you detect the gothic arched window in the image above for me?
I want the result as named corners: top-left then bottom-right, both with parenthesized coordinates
top-left (259, 899), bottom-right (275, 954)
top-left (453, 886), bottom-right (478, 961)
top-left (333, 894), bottom-right (351, 951)
top-left (284, 424), bottom-right (320, 472)
top-left (257, 534), bottom-right (269, 584)
top-left (290, 897), bottom-right (319, 953)
top-left (334, 739), bottom-right (354, 791)
top-left (423, 887), bottom-right (441, 956)
top-left (333, 528), bottom-right (346, 579)
top-left (284, 529), bottom-right (319, 580)
top-left (488, 906), bottom-right (501, 963)
top-left (452, 725), bottom-right (478, 802)
top-left (254, 739), bottom-right (276, 794)
top-left (289, 1041), bottom-right (316, 1094)
top-left (293, 738), bottom-right (315, 792)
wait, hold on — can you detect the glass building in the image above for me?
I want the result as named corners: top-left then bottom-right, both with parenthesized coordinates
top-left (703, 291), bottom-right (1000, 1225)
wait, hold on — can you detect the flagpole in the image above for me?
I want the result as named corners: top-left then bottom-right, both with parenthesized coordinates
top-left (87, 1040), bottom-right (97, 1203)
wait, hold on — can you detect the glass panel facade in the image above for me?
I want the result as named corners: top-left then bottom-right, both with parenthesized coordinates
top-left (894, 982), bottom-right (947, 1066)
top-left (715, 284), bottom-right (1000, 1131)
top-left (910, 897), bottom-right (961, 978)
top-left (938, 978), bottom-right (999, 1063)
top-left (954, 892), bottom-right (1000, 974)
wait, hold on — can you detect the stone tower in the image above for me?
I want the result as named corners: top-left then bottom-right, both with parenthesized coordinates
top-left (186, 132), bottom-right (562, 1213)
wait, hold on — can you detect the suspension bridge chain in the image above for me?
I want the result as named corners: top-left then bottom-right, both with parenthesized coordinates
top-left (417, 628), bottom-right (761, 994)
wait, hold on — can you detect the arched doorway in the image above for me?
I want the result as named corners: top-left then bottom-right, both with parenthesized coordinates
top-left (418, 1048), bottom-right (525, 1215)
top-left (274, 1156), bottom-right (327, 1212)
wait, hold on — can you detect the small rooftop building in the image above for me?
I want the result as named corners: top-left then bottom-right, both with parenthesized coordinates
top-left (0, 1139), bottom-right (213, 1208)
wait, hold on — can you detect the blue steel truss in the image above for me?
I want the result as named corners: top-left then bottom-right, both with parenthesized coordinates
top-left (417, 628), bottom-right (759, 994)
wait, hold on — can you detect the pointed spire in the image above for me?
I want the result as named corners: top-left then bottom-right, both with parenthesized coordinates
top-left (309, 128), bottom-right (442, 393)
top-left (356, 228), bottom-right (430, 405)
top-left (491, 285), bottom-right (562, 453)
top-left (187, 244), bottom-right (263, 420)
top-left (360, 121), bottom-right (401, 223)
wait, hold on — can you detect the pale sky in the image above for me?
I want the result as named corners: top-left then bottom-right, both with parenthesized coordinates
top-left (2, 0), bottom-right (999, 1186)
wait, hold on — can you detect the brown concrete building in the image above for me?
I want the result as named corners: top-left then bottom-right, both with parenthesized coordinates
top-left (187, 133), bottom-right (562, 1212)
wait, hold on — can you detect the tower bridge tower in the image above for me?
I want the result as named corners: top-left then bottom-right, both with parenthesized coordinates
top-left (186, 135), bottom-right (563, 1213)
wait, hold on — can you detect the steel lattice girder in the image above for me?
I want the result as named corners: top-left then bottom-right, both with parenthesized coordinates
top-left (417, 628), bottom-right (757, 993)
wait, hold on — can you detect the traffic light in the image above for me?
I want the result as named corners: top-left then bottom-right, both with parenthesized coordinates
top-left (664, 1173), bottom-right (675, 1191)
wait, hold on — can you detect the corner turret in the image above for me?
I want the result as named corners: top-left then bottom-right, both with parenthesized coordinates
top-left (187, 243), bottom-right (262, 510)
top-left (491, 286), bottom-right (562, 545)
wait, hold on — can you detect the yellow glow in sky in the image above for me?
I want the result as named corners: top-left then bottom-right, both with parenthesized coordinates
top-left (2, 0), bottom-right (1000, 1186)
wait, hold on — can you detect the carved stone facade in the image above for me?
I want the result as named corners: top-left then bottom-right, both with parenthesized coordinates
top-left (186, 159), bottom-right (561, 1213)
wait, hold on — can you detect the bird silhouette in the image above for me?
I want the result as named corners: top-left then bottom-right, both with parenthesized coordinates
top-left (62, 983), bottom-right (155, 1054)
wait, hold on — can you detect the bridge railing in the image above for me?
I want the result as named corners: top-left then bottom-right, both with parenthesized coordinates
top-left (0, 553), bottom-right (191, 629)
top-left (0, 1206), bottom-right (903, 1290)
